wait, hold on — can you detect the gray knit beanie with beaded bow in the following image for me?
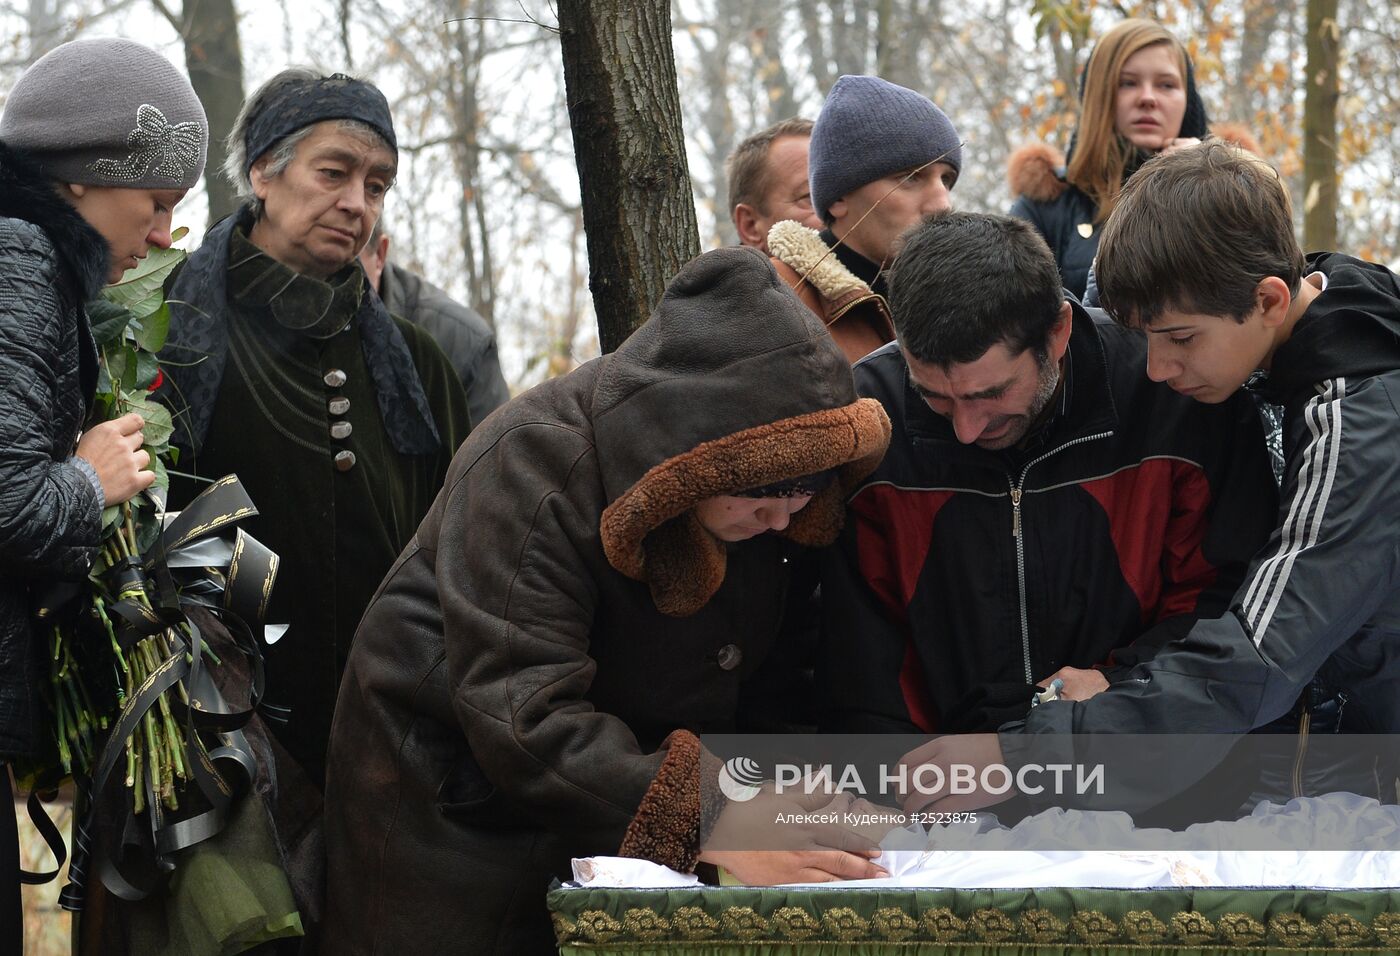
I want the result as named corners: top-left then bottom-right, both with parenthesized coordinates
top-left (0, 38), bottom-right (208, 189)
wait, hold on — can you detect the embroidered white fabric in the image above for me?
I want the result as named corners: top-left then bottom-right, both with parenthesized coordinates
top-left (572, 793), bottom-right (1400, 889)
top-left (570, 856), bottom-right (701, 888)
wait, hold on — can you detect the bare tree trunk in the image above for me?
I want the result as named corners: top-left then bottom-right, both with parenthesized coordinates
top-left (550, 209), bottom-right (587, 377)
top-left (26, 0), bottom-right (65, 61)
top-left (1283, 0), bottom-right (1304, 203)
top-left (1302, 0), bottom-right (1340, 250)
top-left (462, 10), bottom-right (496, 325)
top-left (277, 0), bottom-right (294, 62)
top-left (876, 0), bottom-right (923, 90)
top-left (559, 0), bottom-right (701, 354)
top-left (876, 0), bottom-right (895, 76)
top-left (441, 0), bottom-right (495, 325)
top-left (831, 0), bottom-right (874, 77)
top-left (693, 0), bottom-right (740, 246)
top-left (755, 8), bottom-right (799, 122)
top-left (828, 0), bottom-right (852, 76)
top-left (338, 0), bottom-right (354, 68)
top-left (798, 0), bottom-right (834, 93)
top-left (164, 0), bottom-right (246, 225)
top-left (1047, 20), bottom-right (1082, 114)
top-left (1230, 0), bottom-right (1280, 122)
top-left (440, 9), bottom-right (478, 311)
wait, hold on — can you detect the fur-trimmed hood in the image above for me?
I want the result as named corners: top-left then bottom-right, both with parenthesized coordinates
top-left (0, 141), bottom-right (108, 299)
top-left (595, 245), bottom-right (890, 615)
top-left (1007, 121), bottom-right (1264, 204)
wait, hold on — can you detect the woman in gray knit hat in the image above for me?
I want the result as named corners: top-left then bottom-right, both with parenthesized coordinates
top-left (0, 36), bottom-right (206, 948)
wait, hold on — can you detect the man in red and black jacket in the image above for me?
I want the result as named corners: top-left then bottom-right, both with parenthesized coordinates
top-left (819, 212), bottom-right (1279, 734)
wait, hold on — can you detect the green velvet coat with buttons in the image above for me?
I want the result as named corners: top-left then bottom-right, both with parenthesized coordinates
top-left (165, 225), bottom-right (470, 787)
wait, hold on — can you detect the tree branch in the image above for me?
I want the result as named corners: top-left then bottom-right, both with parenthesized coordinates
top-left (149, 0), bottom-right (182, 33)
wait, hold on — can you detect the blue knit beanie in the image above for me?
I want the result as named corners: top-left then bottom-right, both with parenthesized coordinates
top-left (809, 75), bottom-right (962, 222)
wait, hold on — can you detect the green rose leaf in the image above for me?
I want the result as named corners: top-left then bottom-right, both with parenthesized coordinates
top-left (134, 350), bottom-right (161, 390)
top-left (88, 299), bottom-right (134, 348)
top-left (104, 235), bottom-right (188, 320)
top-left (87, 555), bottom-right (107, 583)
top-left (125, 395), bottom-right (175, 451)
top-left (132, 301), bottom-right (171, 353)
top-left (133, 489), bottom-right (163, 553)
top-left (100, 505), bottom-right (122, 535)
top-left (149, 456), bottom-right (169, 494)
top-left (91, 382), bottom-right (116, 421)
top-left (105, 347), bottom-right (137, 393)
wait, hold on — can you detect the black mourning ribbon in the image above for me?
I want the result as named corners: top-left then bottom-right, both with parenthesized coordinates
top-left (30, 475), bottom-right (280, 911)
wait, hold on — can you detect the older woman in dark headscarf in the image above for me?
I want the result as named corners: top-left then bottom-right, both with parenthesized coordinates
top-left (157, 70), bottom-right (470, 788)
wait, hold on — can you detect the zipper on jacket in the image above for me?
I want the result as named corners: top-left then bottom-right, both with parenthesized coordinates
top-left (1008, 480), bottom-right (1030, 682)
top-left (1008, 430), bottom-right (1113, 685)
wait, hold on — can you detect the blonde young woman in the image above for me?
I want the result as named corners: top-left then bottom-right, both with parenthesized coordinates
top-left (1008, 19), bottom-right (1256, 299)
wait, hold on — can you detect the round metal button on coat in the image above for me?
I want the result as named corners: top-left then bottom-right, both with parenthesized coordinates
top-left (716, 644), bottom-right (743, 671)
top-left (324, 369), bottom-right (347, 388)
top-left (333, 450), bottom-right (357, 472)
top-left (328, 397), bottom-right (350, 415)
top-left (330, 421), bottom-right (353, 440)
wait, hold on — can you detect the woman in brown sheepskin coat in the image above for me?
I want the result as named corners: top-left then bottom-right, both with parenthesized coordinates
top-left (320, 246), bottom-right (892, 954)
top-left (1008, 19), bottom-right (1259, 299)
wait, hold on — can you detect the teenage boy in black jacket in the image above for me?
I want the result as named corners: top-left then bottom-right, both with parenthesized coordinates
top-left (904, 143), bottom-right (1400, 815)
top-left (821, 211), bottom-right (1279, 735)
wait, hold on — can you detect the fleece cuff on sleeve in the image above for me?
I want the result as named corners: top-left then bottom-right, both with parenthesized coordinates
top-left (617, 730), bottom-right (725, 873)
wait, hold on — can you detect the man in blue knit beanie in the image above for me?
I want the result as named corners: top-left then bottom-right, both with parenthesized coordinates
top-left (767, 75), bottom-right (962, 364)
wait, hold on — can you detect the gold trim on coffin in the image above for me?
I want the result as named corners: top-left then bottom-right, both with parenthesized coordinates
top-left (554, 904), bottom-right (1400, 948)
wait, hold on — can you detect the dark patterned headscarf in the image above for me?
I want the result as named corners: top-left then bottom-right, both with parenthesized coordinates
top-left (734, 469), bottom-right (837, 499)
top-left (244, 73), bottom-right (397, 171)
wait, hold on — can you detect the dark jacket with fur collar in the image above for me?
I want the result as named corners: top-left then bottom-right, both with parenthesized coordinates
top-left (1007, 123), bottom-right (1261, 299)
top-left (321, 247), bottom-right (890, 954)
top-left (0, 142), bottom-right (108, 759)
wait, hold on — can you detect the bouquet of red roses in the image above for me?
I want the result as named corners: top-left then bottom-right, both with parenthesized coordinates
top-left (26, 229), bottom-right (282, 911)
top-left (36, 230), bottom-right (186, 801)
